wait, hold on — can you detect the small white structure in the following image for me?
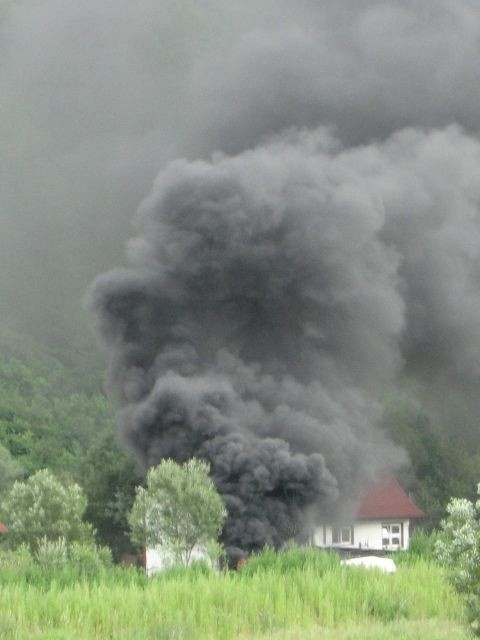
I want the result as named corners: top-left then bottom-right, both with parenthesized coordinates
top-left (342, 556), bottom-right (396, 573)
top-left (313, 476), bottom-right (424, 552)
top-left (145, 544), bottom-right (212, 576)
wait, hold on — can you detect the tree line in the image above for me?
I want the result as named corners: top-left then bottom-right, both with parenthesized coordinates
top-left (0, 325), bottom-right (479, 559)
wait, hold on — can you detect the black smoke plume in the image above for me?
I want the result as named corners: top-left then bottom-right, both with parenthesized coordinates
top-left (83, 2), bottom-right (480, 552)
top-left (89, 130), bottom-right (407, 550)
top-left (4, 0), bottom-right (480, 347)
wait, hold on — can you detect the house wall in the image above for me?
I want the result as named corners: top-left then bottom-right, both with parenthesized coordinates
top-left (312, 518), bottom-right (411, 551)
top-left (145, 545), bottom-right (211, 576)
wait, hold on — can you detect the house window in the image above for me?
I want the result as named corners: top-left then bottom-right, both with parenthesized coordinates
top-left (332, 526), bottom-right (353, 545)
top-left (382, 523), bottom-right (401, 548)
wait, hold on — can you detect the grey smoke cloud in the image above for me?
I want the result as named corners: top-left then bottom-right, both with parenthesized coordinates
top-left (2, 0), bottom-right (480, 343)
top-left (90, 124), bottom-right (480, 549)
top-left (3, 0), bottom-right (480, 548)
top-left (190, 1), bottom-right (480, 152)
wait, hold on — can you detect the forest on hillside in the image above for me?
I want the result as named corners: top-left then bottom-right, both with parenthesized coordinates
top-left (0, 321), bottom-right (477, 558)
top-left (0, 326), bottom-right (142, 558)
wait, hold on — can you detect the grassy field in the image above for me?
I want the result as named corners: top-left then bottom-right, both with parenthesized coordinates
top-left (0, 549), bottom-right (469, 639)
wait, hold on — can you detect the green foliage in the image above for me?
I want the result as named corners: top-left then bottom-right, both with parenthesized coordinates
top-left (204, 539), bottom-right (227, 567)
top-left (80, 430), bottom-right (142, 560)
top-left (0, 544), bottom-right (32, 572)
top-left (436, 495), bottom-right (480, 592)
top-left (68, 540), bottom-right (113, 575)
top-left (35, 536), bottom-right (69, 569)
top-left (0, 469), bottom-right (94, 552)
top-left (0, 334), bottom-right (115, 474)
top-left (435, 486), bottom-right (480, 635)
top-left (0, 540), bottom-right (133, 590)
top-left (0, 327), bottom-right (138, 555)
top-left (238, 544), bottom-right (340, 576)
top-left (129, 458), bottom-right (227, 566)
top-left (0, 551), bottom-right (466, 639)
top-left (151, 559), bottom-right (214, 582)
top-left (382, 393), bottom-right (480, 530)
top-left (34, 538), bottom-right (113, 580)
top-left (0, 443), bottom-right (23, 494)
top-left (403, 529), bottom-right (441, 561)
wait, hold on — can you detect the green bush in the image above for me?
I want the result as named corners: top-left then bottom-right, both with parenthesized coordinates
top-left (0, 538), bottom-right (128, 589)
top-left (395, 530), bottom-right (441, 566)
top-left (435, 488), bottom-right (480, 635)
top-left (69, 541), bottom-right (113, 578)
top-left (409, 530), bottom-right (440, 559)
top-left (35, 536), bottom-right (68, 569)
top-left (238, 545), bottom-right (340, 576)
top-left (0, 544), bottom-right (33, 572)
top-left (152, 559), bottom-right (214, 583)
top-left (33, 538), bottom-right (113, 580)
top-left (0, 469), bottom-right (94, 552)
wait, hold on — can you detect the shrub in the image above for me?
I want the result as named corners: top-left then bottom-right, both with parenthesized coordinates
top-left (0, 544), bottom-right (33, 572)
top-left (0, 469), bottom-right (94, 552)
top-left (68, 541), bottom-right (112, 578)
top-left (408, 529), bottom-right (441, 560)
top-left (395, 530), bottom-right (441, 566)
top-left (238, 545), bottom-right (340, 577)
top-left (0, 536), bottom-right (118, 588)
top-left (35, 536), bottom-right (68, 569)
top-left (435, 488), bottom-right (480, 635)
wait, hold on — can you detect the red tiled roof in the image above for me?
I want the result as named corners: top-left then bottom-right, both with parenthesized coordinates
top-left (356, 475), bottom-right (425, 520)
top-left (0, 522), bottom-right (7, 534)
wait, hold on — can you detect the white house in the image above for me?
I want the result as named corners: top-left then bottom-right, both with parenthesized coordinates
top-left (144, 544), bottom-right (212, 576)
top-left (312, 475), bottom-right (424, 552)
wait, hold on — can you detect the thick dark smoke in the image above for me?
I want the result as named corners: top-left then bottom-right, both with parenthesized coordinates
top-left (90, 123), bottom-right (480, 551)
top-left (90, 130), bottom-right (415, 549)
top-left (4, 0), bottom-right (480, 550)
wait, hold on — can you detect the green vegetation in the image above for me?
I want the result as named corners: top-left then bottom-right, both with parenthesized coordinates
top-left (382, 391), bottom-right (480, 531)
top-left (0, 326), bottom-right (141, 558)
top-left (0, 326), bottom-right (476, 638)
top-left (436, 485), bottom-right (480, 635)
top-left (1, 323), bottom-right (477, 558)
top-left (0, 547), bottom-right (468, 640)
top-left (129, 458), bottom-right (227, 565)
top-left (0, 442), bottom-right (23, 492)
top-left (0, 469), bottom-right (94, 551)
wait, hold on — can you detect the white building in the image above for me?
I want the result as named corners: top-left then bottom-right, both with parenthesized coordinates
top-left (312, 475), bottom-right (424, 552)
top-left (144, 544), bottom-right (212, 576)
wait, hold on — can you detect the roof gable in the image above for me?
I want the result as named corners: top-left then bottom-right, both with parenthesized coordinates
top-left (356, 475), bottom-right (425, 520)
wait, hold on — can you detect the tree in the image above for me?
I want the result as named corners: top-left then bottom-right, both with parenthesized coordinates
top-left (435, 485), bottom-right (480, 635)
top-left (79, 431), bottom-right (142, 560)
top-left (129, 458), bottom-right (227, 566)
top-left (0, 444), bottom-right (23, 494)
top-left (0, 469), bottom-right (95, 551)
top-left (0, 328), bottom-right (116, 478)
top-left (382, 394), bottom-right (480, 530)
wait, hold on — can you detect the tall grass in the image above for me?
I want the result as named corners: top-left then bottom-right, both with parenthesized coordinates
top-left (0, 547), bottom-right (466, 640)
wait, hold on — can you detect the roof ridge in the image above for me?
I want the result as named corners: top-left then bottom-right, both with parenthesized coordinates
top-left (355, 475), bottom-right (425, 520)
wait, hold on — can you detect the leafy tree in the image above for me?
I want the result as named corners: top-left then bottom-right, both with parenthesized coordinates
top-left (0, 443), bottom-right (23, 494)
top-left (382, 393), bottom-right (480, 530)
top-left (435, 485), bottom-right (480, 635)
top-left (0, 326), bottom-right (115, 476)
top-left (129, 458), bottom-right (227, 566)
top-left (79, 431), bottom-right (142, 560)
top-left (0, 469), bottom-right (94, 551)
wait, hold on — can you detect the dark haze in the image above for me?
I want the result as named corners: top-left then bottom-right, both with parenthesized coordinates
top-left (3, 1), bottom-right (480, 550)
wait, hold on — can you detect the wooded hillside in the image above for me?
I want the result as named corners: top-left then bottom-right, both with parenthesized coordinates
top-left (0, 323), bottom-right (477, 557)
